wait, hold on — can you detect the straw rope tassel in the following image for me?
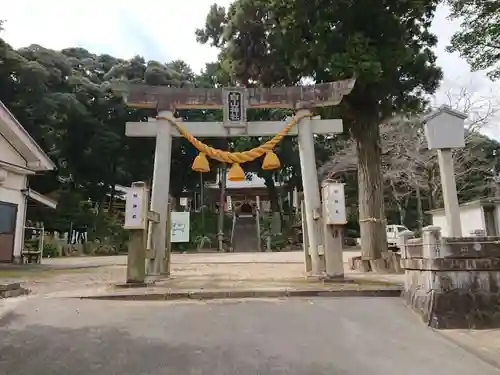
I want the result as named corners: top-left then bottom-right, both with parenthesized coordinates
top-left (157, 113), bottom-right (311, 181)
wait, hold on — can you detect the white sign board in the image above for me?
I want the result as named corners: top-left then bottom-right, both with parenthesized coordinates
top-left (423, 106), bottom-right (466, 150)
top-left (322, 182), bottom-right (347, 225)
top-left (124, 184), bottom-right (148, 229)
top-left (171, 212), bottom-right (190, 243)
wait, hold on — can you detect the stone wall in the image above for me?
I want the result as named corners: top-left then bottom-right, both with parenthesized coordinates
top-left (400, 227), bottom-right (500, 329)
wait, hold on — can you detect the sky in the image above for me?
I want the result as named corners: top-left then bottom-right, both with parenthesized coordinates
top-left (2, 0), bottom-right (500, 135)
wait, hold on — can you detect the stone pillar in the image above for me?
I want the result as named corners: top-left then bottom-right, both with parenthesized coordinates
top-left (148, 110), bottom-right (173, 275)
top-left (421, 225), bottom-right (442, 259)
top-left (398, 230), bottom-right (415, 259)
top-left (297, 109), bottom-right (323, 275)
top-left (437, 149), bottom-right (462, 237)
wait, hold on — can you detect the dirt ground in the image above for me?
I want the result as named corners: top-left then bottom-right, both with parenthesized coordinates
top-left (0, 251), bottom-right (403, 296)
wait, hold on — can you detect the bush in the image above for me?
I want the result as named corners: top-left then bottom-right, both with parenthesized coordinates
top-left (42, 243), bottom-right (58, 258)
top-left (270, 233), bottom-right (287, 251)
top-left (88, 213), bottom-right (129, 253)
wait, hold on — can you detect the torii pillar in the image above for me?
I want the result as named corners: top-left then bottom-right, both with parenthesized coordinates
top-left (118, 80), bottom-right (356, 276)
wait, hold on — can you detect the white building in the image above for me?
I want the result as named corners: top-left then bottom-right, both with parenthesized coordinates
top-left (0, 101), bottom-right (57, 263)
top-left (427, 198), bottom-right (500, 237)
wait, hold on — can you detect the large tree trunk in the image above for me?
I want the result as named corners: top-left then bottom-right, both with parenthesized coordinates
top-left (353, 122), bottom-right (387, 260)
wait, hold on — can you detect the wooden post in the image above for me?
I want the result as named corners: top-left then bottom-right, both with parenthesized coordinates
top-left (321, 180), bottom-right (346, 279)
top-left (256, 195), bottom-right (261, 251)
top-left (124, 182), bottom-right (160, 285)
top-left (301, 200), bottom-right (313, 273)
top-left (423, 105), bottom-right (467, 238)
top-left (323, 224), bottom-right (345, 279)
top-left (437, 149), bottom-right (462, 237)
top-left (127, 229), bottom-right (146, 284)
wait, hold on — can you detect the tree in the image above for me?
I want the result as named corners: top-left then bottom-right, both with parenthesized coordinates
top-left (447, 0), bottom-right (500, 80)
top-left (196, 0), bottom-right (443, 260)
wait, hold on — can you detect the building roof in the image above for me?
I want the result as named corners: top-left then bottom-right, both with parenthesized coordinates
top-left (422, 104), bottom-right (468, 123)
top-left (426, 197), bottom-right (500, 214)
top-left (25, 189), bottom-right (58, 209)
top-left (205, 172), bottom-right (283, 190)
top-left (0, 101), bottom-right (56, 172)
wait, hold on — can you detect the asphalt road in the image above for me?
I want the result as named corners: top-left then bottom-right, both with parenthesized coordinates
top-left (0, 297), bottom-right (498, 375)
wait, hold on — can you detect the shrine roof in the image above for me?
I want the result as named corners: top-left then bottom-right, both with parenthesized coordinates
top-left (205, 173), bottom-right (283, 190)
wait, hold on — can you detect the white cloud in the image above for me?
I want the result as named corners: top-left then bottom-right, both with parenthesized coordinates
top-left (0, 1), bottom-right (488, 77)
top-left (3, 0), bottom-right (231, 72)
top-left (3, 0), bottom-right (499, 134)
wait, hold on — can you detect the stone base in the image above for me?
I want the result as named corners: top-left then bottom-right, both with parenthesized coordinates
top-left (319, 274), bottom-right (356, 284)
top-left (403, 260), bottom-right (500, 329)
top-left (0, 282), bottom-right (29, 298)
top-left (348, 252), bottom-right (403, 274)
top-left (349, 256), bottom-right (371, 272)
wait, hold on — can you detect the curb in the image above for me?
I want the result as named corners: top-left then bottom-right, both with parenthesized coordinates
top-left (437, 331), bottom-right (500, 370)
top-left (77, 287), bottom-right (402, 301)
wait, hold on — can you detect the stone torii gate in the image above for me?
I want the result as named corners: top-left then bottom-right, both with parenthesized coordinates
top-left (120, 80), bottom-right (356, 276)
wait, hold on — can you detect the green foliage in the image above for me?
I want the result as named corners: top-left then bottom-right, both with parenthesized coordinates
top-left (269, 233), bottom-right (287, 252)
top-left (447, 1), bottom-right (500, 80)
top-left (42, 243), bottom-right (58, 258)
top-left (259, 214), bottom-right (287, 251)
top-left (0, 32), bottom-right (220, 235)
top-left (197, 0), bottom-right (443, 116)
top-left (91, 213), bottom-right (130, 251)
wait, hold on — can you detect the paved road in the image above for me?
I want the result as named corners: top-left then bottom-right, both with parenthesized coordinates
top-left (1, 297), bottom-right (498, 374)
